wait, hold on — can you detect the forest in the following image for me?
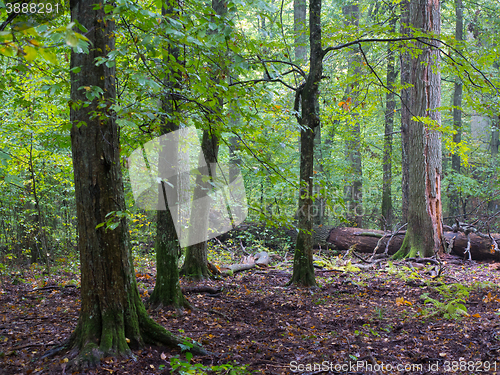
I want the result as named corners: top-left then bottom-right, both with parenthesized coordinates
top-left (1, 0), bottom-right (500, 373)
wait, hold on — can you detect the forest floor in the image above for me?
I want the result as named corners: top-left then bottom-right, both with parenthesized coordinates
top-left (2, 248), bottom-right (500, 375)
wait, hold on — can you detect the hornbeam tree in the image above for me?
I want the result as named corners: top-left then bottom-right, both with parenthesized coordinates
top-left (180, 0), bottom-right (226, 280)
top-left (148, 0), bottom-right (188, 310)
top-left (288, 0), bottom-right (322, 287)
top-left (58, 0), bottom-right (205, 367)
top-left (393, 0), bottom-right (445, 259)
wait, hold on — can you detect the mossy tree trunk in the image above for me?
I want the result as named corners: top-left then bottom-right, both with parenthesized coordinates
top-left (64, 0), bottom-right (205, 367)
top-left (289, 0), bottom-right (323, 287)
top-left (393, 0), bottom-right (445, 259)
top-left (148, 0), bottom-right (188, 310)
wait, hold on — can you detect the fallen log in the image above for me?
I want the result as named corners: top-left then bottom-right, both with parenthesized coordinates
top-left (181, 286), bottom-right (222, 294)
top-left (325, 227), bottom-right (500, 261)
top-left (220, 223), bottom-right (500, 261)
top-left (220, 251), bottom-right (272, 275)
top-left (326, 227), bottom-right (404, 255)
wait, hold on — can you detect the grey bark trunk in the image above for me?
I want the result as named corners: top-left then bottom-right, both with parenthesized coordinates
top-left (448, 0), bottom-right (463, 220)
top-left (149, 1), bottom-right (188, 310)
top-left (400, 0), bottom-right (410, 223)
top-left (342, 2), bottom-right (363, 228)
top-left (294, 0), bottom-right (307, 63)
top-left (381, 15), bottom-right (397, 230)
top-left (395, 0), bottom-right (444, 259)
top-left (180, 0), bottom-right (225, 280)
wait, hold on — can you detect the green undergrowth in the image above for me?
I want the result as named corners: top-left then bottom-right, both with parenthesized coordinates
top-left (169, 342), bottom-right (251, 374)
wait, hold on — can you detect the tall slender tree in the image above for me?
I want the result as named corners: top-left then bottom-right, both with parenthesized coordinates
top-left (394, 0), bottom-right (445, 259)
top-left (448, 0), bottom-right (464, 220)
top-left (289, 0), bottom-right (322, 287)
top-left (181, 0), bottom-right (226, 280)
top-left (294, 0), bottom-right (307, 63)
top-left (381, 13), bottom-right (397, 230)
top-left (400, 0), bottom-right (410, 223)
top-left (148, 0), bottom-right (188, 310)
top-left (342, 2), bottom-right (363, 228)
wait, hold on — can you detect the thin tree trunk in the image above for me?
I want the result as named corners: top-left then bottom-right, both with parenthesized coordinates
top-left (294, 0), bottom-right (307, 63)
top-left (289, 0), bottom-right (323, 287)
top-left (343, 2), bottom-right (363, 228)
top-left (381, 15), bottom-right (397, 230)
top-left (491, 125), bottom-right (499, 157)
top-left (180, 0), bottom-right (225, 280)
top-left (148, 0), bottom-right (188, 310)
top-left (181, 130), bottom-right (219, 279)
top-left (400, 0), bottom-right (410, 223)
top-left (394, 0), bottom-right (444, 259)
top-left (448, 0), bottom-right (463, 220)
top-left (27, 135), bottom-right (48, 266)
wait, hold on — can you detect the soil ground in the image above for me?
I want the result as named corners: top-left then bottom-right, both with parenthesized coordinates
top-left (2, 252), bottom-right (500, 374)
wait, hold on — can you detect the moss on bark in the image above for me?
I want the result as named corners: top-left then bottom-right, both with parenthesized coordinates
top-left (288, 230), bottom-right (317, 287)
top-left (181, 242), bottom-right (213, 280)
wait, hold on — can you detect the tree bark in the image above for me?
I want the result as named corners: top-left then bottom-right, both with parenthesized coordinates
top-left (294, 0), bottom-right (307, 63)
top-left (381, 14), bottom-right (397, 230)
top-left (64, 0), bottom-right (205, 367)
top-left (181, 130), bottom-right (219, 280)
top-left (448, 0), bottom-right (463, 220)
top-left (180, 0), bottom-right (226, 280)
top-left (148, 0), bottom-right (188, 310)
top-left (342, 2), bottom-right (363, 228)
top-left (394, 0), bottom-right (444, 259)
top-left (289, 0), bottom-right (322, 287)
top-left (400, 0), bottom-right (410, 223)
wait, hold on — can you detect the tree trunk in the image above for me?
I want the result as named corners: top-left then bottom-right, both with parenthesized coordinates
top-left (294, 0), bottom-right (307, 63)
top-left (148, 1), bottom-right (188, 310)
top-left (394, 0), bottom-right (444, 259)
top-left (491, 125), bottom-right (499, 157)
top-left (381, 14), bottom-right (397, 230)
top-left (448, 0), bottom-right (463, 220)
top-left (64, 0), bottom-right (205, 367)
top-left (400, 0), bottom-right (410, 223)
top-left (180, 0), bottom-right (225, 280)
top-left (181, 130), bottom-right (219, 280)
top-left (488, 116), bottom-right (499, 214)
top-left (342, 2), bottom-right (363, 228)
top-left (289, 0), bottom-right (323, 287)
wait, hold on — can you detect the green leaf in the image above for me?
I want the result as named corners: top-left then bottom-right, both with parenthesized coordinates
top-left (108, 222), bottom-right (120, 230)
top-left (39, 49), bottom-right (57, 64)
top-left (65, 32), bottom-right (79, 47)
